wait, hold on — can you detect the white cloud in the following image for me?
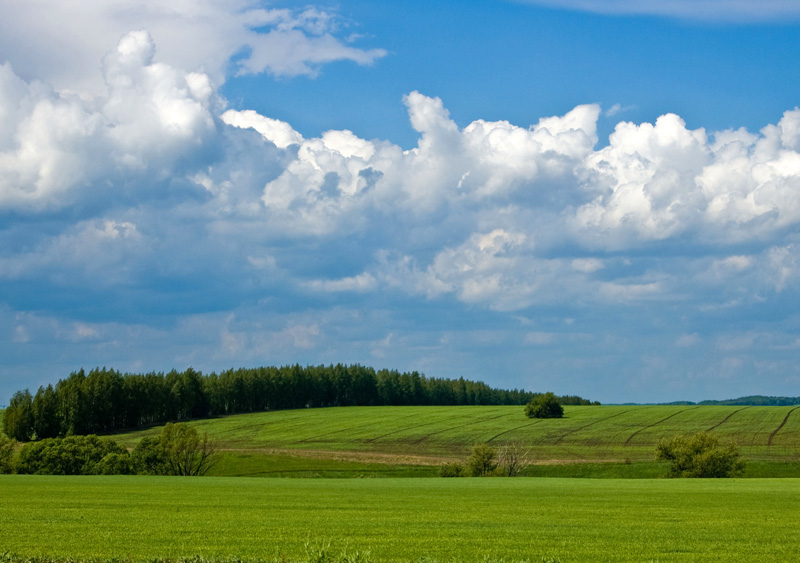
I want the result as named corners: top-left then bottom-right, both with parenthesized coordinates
top-left (306, 273), bottom-right (378, 293)
top-left (0, 1), bottom-right (386, 95)
top-left (514, 0), bottom-right (800, 22)
top-left (222, 109), bottom-right (304, 149)
top-left (0, 31), bottom-right (219, 211)
top-left (4, 31), bottom-right (800, 348)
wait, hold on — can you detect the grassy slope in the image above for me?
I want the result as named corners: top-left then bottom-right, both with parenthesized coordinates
top-left (107, 405), bottom-right (800, 477)
top-left (2, 475), bottom-right (798, 562)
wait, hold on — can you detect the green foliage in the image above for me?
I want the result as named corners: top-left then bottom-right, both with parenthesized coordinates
top-left (524, 392), bottom-right (564, 419)
top-left (0, 432), bottom-right (17, 473)
top-left (132, 423), bottom-right (218, 476)
top-left (655, 433), bottom-right (746, 478)
top-left (8, 365), bottom-right (592, 441)
top-left (466, 443), bottom-right (499, 476)
top-left (158, 422), bottom-right (218, 476)
top-left (131, 436), bottom-right (167, 475)
top-left (3, 390), bottom-right (34, 440)
top-left (16, 435), bottom-right (129, 475)
top-left (438, 461), bottom-right (464, 477)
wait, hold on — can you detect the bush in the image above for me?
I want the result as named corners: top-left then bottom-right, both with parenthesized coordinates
top-left (131, 435), bottom-right (167, 475)
top-left (438, 461), bottom-right (464, 477)
top-left (465, 443), bottom-right (499, 476)
top-left (655, 433), bottom-right (745, 478)
top-left (0, 433), bottom-right (17, 473)
top-left (132, 423), bottom-right (218, 476)
top-left (524, 392), bottom-right (564, 419)
top-left (16, 435), bottom-right (129, 475)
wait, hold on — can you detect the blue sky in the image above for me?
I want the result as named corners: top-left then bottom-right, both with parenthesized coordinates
top-left (2, 1), bottom-right (800, 404)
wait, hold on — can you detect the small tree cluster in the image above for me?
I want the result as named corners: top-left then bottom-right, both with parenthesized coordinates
top-left (1, 422), bottom-right (217, 476)
top-left (16, 435), bottom-right (132, 475)
top-left (439, 442), bottom-right (531, 477)
top-left (655, 433), bottom-right (745, 478)
top-left (524, 392), bottom-right (564, 419)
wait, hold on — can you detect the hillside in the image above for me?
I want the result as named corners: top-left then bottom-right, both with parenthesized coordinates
top-left (108, 404), bottom-right (800, 476)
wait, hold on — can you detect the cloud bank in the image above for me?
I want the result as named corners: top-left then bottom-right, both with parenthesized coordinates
top-left (3, 30), bottom-right (800, 402)
top-left (0, 1), bottom-right (386, 95)
top-left (515, 0), bottom-right (800, 22)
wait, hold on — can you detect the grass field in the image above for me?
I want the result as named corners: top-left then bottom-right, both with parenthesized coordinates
top-left (105, 405), bottom-right (800, 477)
top-left (1, 475), bottom-right (797, 562)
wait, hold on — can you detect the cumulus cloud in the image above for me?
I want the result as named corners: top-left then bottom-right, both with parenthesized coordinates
top-left (4, 30), bottom-right (800, 406)
top-left (6, 26), bottom-right (800, 318)
top-left (572, 109), bottom-right (800, 247)
top-left (0, 30), bottom-right (219, 211)
top-left (0, 1), bottom-right (386, 95)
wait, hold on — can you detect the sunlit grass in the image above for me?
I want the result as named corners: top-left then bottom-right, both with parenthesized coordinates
top-left (109, 405), bottom-right (800, 468)
top-left (1, 475), bottom-right (798, 562)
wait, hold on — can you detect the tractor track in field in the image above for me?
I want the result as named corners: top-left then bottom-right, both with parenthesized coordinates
top-left (363, 414), bottom-right (470, 443)
top-left (486, 420), bottom-right (543, 443)
top-left (624, 406), bottom-right (700, 446)
top-left (768, 406), bottom-right (800, 446)
top-left (411, 412), bottom-right (512, 445)
top-left (299, 412), bottom-right (422, 443)
top-left (705, 406), bottom-right (751, 432)
top-left (552, 410), bottom-right (632, 445)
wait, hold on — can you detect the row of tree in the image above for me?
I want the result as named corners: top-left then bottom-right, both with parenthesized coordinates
top-left (0, 423), bottom-right (217, 476)
top-left (3, 365), bottom-right (598, 441)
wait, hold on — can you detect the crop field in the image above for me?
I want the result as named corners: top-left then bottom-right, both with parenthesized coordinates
top-left (1, 475), bottom-right (798, 562)
top-left (107, 405), bottom-right (800, 476)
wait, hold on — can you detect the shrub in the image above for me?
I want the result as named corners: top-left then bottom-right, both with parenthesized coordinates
top-left (465, 443), bottom-right (499, 476)
top-left (524, 392), bottom-right (564, 419)
top-left (655, 433), bottom-right (745, 478)
top-left (438, 461), bottom-right (464, 477)
top-left (16, 435), bottom-right (129, 475)
top-left (0, 433), bottom-right (17, 473)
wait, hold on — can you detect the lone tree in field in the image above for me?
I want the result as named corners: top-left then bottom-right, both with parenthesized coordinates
top-left (132, 422), bottom-right (218, 476)
top-left (524, 392), bottom-right (564, 419)
top-left (655, 433), bottom-right (745, 478)
top-left (466, 443), bottom-right (499, 476)
top-left (498, 441), bottom-right (530, 477)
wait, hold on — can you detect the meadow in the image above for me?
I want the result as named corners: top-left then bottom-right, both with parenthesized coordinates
top-left (1, 475), bottom-right (798, 563)
top-left (107, 405), bottom-right (800, 477)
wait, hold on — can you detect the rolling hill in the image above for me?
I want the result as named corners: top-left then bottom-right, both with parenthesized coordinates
top-left (106, 404), bottom-right (800, 477)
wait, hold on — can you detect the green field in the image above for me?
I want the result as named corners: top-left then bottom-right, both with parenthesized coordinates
top-left (106, 405), bottom-right (800, 477)
top-left (1, 475), bottom-right (797, 562)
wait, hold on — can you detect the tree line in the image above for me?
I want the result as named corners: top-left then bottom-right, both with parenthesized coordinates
top-left (3, 364), bottom-right (598, 441)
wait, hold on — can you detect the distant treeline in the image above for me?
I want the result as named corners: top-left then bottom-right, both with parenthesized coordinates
top-left (2, 365), bottom-right (598, 441)
top-left (651, 396), bottom-right (800, 407)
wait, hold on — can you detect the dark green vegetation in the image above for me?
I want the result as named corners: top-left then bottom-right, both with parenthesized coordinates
top-left (656, 433), bottom-right (745, 478)
top-left (524, 392), bottom-right (564, 419)
top-left (97, 404), bottom-right (800, 478)
top-left (10, 423), bottom-right (216, 476)
top-left (693, 395), bottom-right (800, 406)
top-left (1, 476), bottom-right (798, 562)
top-left (2, 365), bottom-right (594, 440)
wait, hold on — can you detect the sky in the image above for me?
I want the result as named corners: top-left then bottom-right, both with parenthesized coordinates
top-left (1, 1), bottom-right (800, 405)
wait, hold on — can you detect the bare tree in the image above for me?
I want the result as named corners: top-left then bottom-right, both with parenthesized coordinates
top-left (498, 441), bottom-right (531, 477)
